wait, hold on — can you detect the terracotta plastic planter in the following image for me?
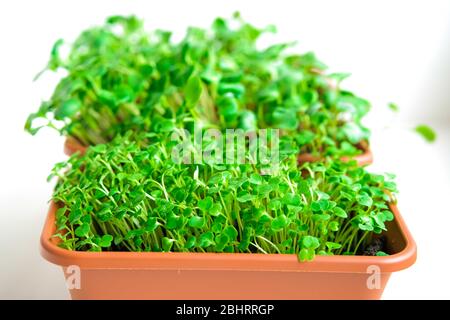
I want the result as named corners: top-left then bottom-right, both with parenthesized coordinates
top-left (41, 201), bottom-right (415, 300)
top-left (64, 137), bottom-right (87, 156)
top-left (298, 142), bottom-right (373, 166)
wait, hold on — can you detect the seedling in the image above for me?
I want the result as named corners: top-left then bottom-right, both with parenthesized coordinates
top-left (26, 14), bottom-right (371, 158)
top-left (50, 133), bottom-right (396, 261)
top-left (415, 125), bottom-right (437, 143)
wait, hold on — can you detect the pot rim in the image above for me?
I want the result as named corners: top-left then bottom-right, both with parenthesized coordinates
top-left (298, 141), bottom-right (373, 166)
top-left (64, 136), bottom-right (88, 156)
top-left (41, 201), bottom-right (416, 273)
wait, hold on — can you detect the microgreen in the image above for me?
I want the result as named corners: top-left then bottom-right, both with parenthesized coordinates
top-left (50, 133), bottom-right (396, 261)
top-left (415, 125), bottom-right (437, 143)
top-left (388, 103), bottom-right (399, 112)
top-left (31, 14), bottom-right (400, 262)
top-left (27, 14), bottom-right (371, 158)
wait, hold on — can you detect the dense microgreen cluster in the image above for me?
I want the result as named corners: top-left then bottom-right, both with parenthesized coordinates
top-left (27, 13), bottom-right (370, 157)
top-left (29, 14), bottom-right (401, 260)
top-left (50, 133), bottom-right (396, 260)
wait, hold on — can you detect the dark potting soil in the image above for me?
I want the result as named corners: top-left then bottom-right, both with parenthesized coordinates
top-left (363, 237), bottom-right (386, 256)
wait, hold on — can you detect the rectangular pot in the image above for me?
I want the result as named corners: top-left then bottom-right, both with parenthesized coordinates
top-left (41, 202), bottom-right (416, 300)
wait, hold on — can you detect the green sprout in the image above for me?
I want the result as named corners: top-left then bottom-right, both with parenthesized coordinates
top-left (27, 14), bottom-right (371, 159)
top-left (49, 133), bottom-right (396, 261)
top-left (415, 125), bottom-right (437, 143)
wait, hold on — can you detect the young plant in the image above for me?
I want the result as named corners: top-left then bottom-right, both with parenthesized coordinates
top-left (49, 133), bottom-right (396, 261)
top-left (27, 14), bottom-right (370, 159)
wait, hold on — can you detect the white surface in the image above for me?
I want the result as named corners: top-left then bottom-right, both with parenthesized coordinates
top-left (0, 0), bottom-right (449, 299)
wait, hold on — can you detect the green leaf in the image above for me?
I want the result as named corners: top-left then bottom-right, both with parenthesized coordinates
top-left (48, 39), bottom-right (64, 71)
top-left (215, 234), bottom-right (229, 251)
top-left (341, 122), bottom-right (365, 144)
top-left (185, 75), bottom-right (202, 106)
top-left (328, 72), bottom-right (351, 83)
top-left (311, 201), bottom-right (322, 212)
top-left (295, 130), bottom-right (315, 146)
top-left (271, 214), bottom-right (289, 231)
top-left (209, 203), bottom-right (222, 216)
top-left (145, 217), bottom-right (159, 232)
top-left (295, 52), bottom-right (327, 70)
top-left (185, 236), bottom-right (196, 249)
top-left (162, 237), bottom-right (175, 252)
top-left (272, 107), bottom-right (298, 130)
top-left (415, 125), bottom-right (436, 143)
top-left (99, 235), bottom-right (113, 247)
top-left (333, 207), bottom-right (348, 218)
top-left (256, 184), bottom-right (273, 197)
top-left (388, 102), bottom-right (399, 112)
top-left (55, 206), bottom-right (67, 221)
top-left (107, 15), bottom-right (142, 33)
top-left (198, 196), bottom-right (213, 212)
top-left (188, 216), bottom-right (205, 228)
top-left (166, 213), bottom-right (180, 229)
top-left (218, 93), bottom-right (238, 122)
top-left (312, 213), bottom-right (330, 222)
top-left (199, 232), bottom-right (214, 248)
top-left (298, 248), bottom-right (315, 262)
top-left (238, 111), bottom-right (257, 132)
top-left (97, 89), bottom-right (116, 107)
top-left (237, 192), bottom-right (256, 203)
top-left (262, 43), bottom-right (292, 59)
top-left (268, 199), bottom-right (282, 210)
top-left (328, 221), bottom-right (339, 232)
top-left (113, 235), bottom-right (123, 246)
top-left (223, 225), bottom-right (238, 241)
top-left (157, 119), bottom-right (175, 132)
top-left (302, 236), bottom-right (320, 249)
top-left (318, 199), bottom-right (331, 211)
top-left (81, 215), bottom-right (91, 224)
top-left (55, 99), bottom-right (81, 119)
top-left (68, 209), bottom-right (82, 224)
top-left (376, 251), bottom-right (389, 256)
top-left (249, 173), bottom-right (263, 185)
top-left (325, 241), bottom-right (342, 250)
top-left (356, 194), bottom-right (373, 207)
top-left (282, 194), bottom-right (302, 206)
top-left (200, 68), bottom-right (220, 84)
top-left (218, 82), bottom-right (245, 98)
top-left (381, 210), bottom-right (394, 221)
top-left (358, 216), bottom-right (374, 231)
top-left (75, 224), bottom-right (90, 238)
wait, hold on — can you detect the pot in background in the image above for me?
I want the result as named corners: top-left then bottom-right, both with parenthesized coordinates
top-left (297, 141), bottom-right (373, 166)
top-left (64, 137), bottom-right (87, 156)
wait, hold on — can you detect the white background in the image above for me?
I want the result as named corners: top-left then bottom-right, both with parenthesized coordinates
top-left (0, 0), bottom-right (449, 299)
